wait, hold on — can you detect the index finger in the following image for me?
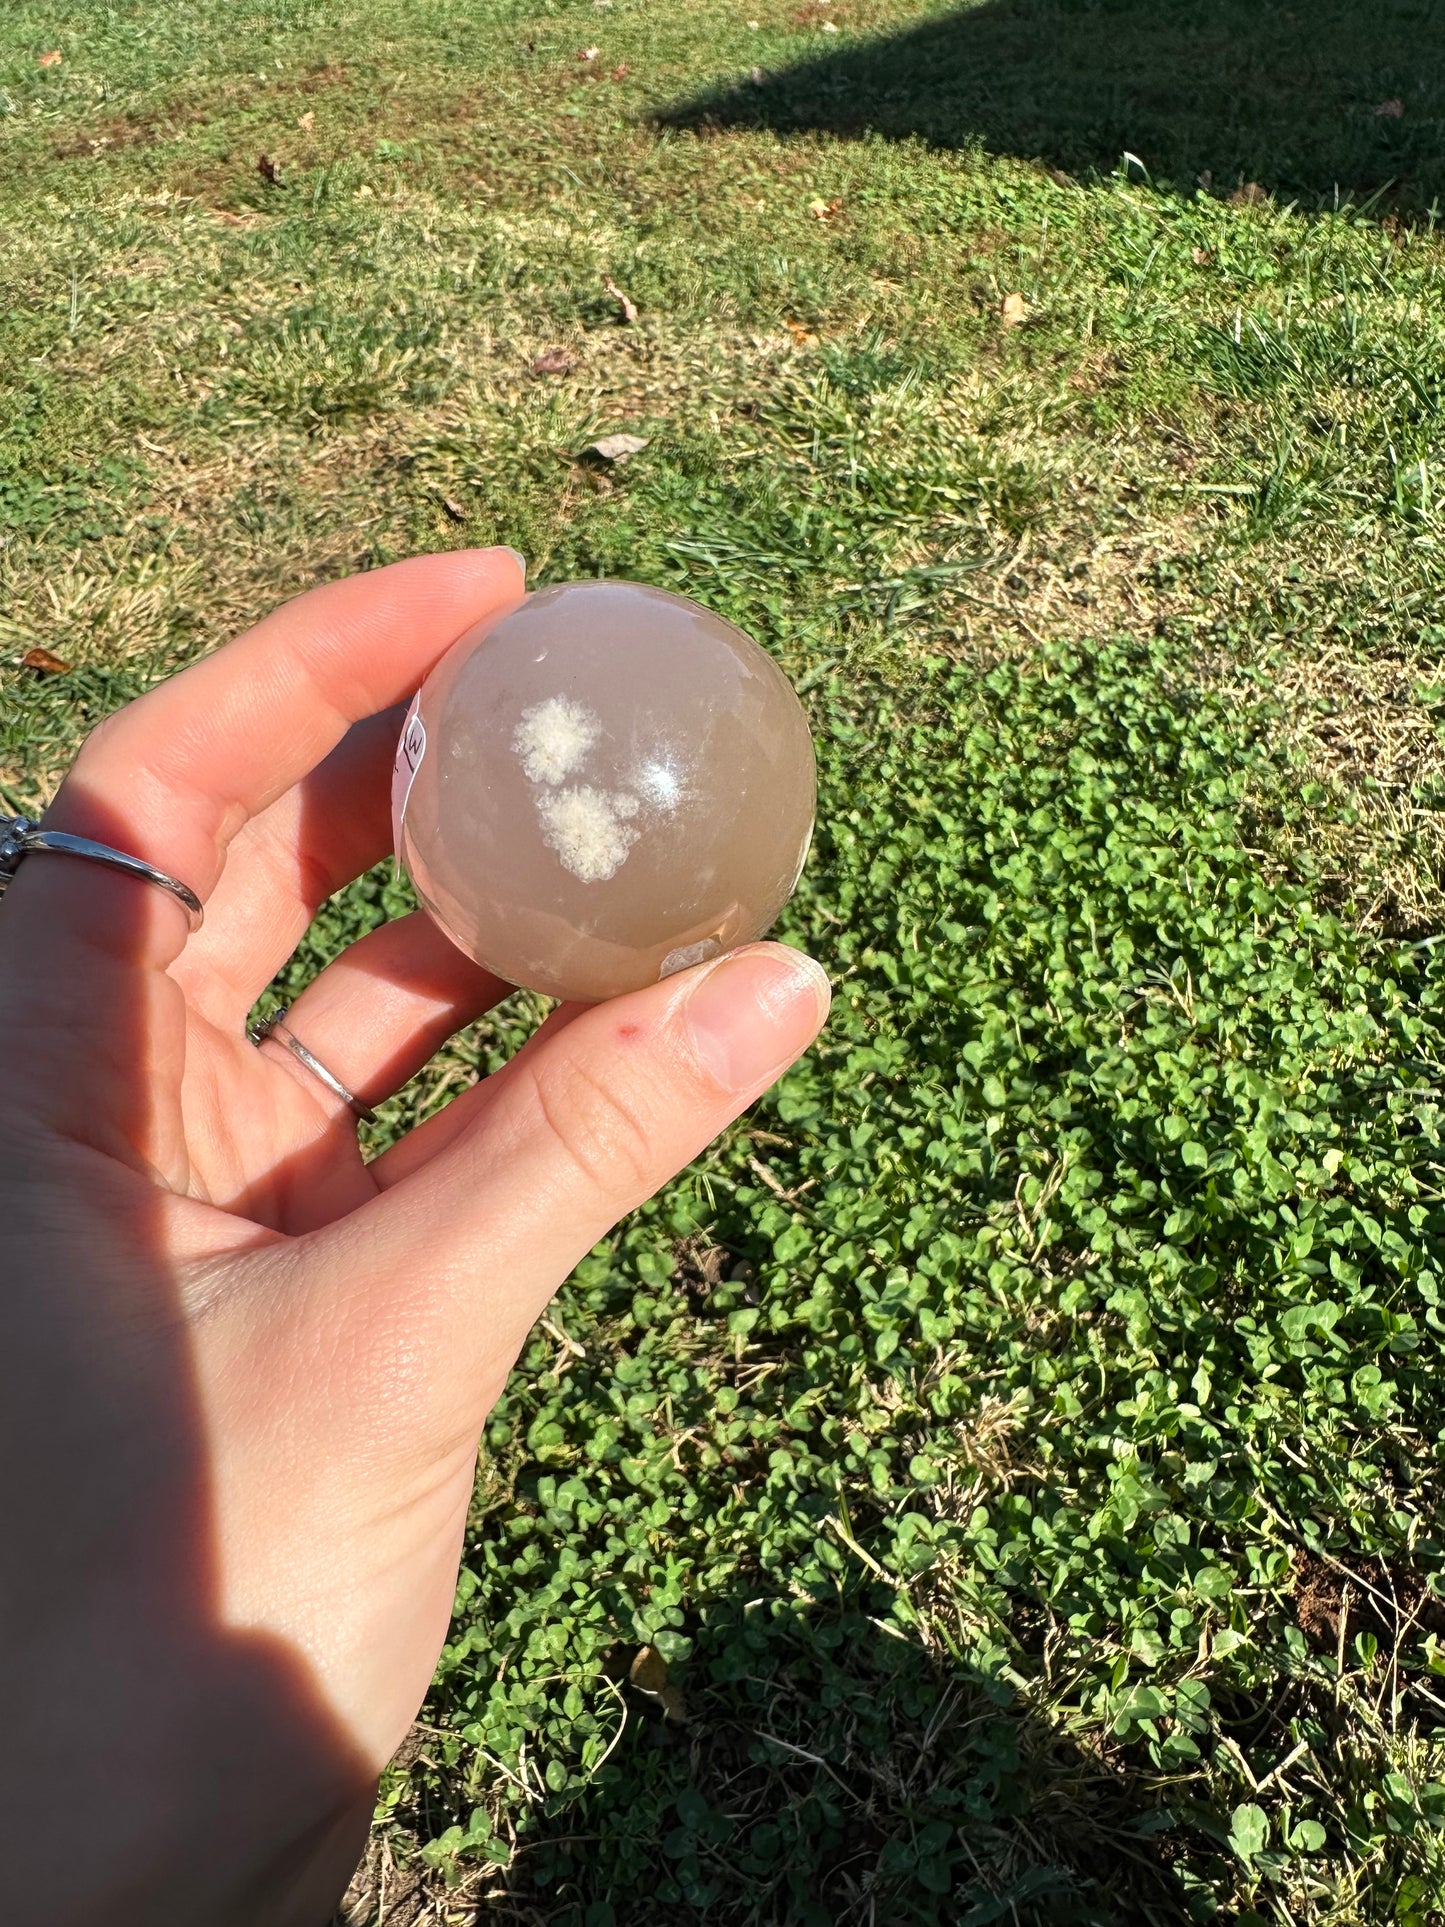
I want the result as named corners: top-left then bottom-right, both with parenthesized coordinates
top-left (10, 548), bottom-right (526, 968)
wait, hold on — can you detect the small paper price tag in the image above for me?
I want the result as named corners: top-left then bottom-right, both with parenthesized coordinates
top-left (391, 693), bottom-right (427, 847)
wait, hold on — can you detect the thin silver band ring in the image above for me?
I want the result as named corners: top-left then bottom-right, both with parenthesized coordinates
top-left (0, 816), bottom-right (204, 931)
top-left (251, 1006), bottom-right (377, 1125)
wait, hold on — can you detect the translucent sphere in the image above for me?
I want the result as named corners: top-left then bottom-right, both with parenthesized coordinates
top-left (393, 580), bottom-right (816, 1002)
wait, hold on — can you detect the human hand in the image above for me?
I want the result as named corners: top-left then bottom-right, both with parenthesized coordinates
top-left (0, 550), bottom-right (829, 1926)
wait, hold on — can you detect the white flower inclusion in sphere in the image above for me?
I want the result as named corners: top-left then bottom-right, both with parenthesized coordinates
top-left (393, 580), bottom-right (816, 1002)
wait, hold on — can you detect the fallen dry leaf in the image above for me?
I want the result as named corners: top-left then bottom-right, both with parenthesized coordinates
top-left (577, 45), bottom-right (600, 61)
top-left (441, 497), bottom-right (467, 523)
top-left (297, 109), bottom-right (315, 131)
top-left (809, 196), bottom-right (843, 220)
top-left (629, 1645), bottom-right (668, 1694)
top-left (784, 317), bottom-right (819, 346)
top-left (602, 274), bottom-right (638, 323)
top-left (821, 17), bottom-right (839, 29)
top-left (582, 433), bottom-right (650, 465)
top-left (610, 62), bottom-right (629, 79)
top-left (627, 1646), bottom-right (686, 1719)
top-left (530, 346), bottom-right (576, 376)
top-left (257, 152), bottom-right (283, 185)
top-left (1191, 245), bottom-right (1213, 266)
top-left (1375, 97), bottom-right (1404, 118)
top-left (1000, 291), bottom-right (1028, 327)
top-left (1229, 180), bottom-right (1267, 206)
top-left (21, 647), bottom-right (73, 674)
top-left (38, 51), bottom-right (62, 68)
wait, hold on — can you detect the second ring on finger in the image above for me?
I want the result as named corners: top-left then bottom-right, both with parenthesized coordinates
top-left (250, 911), bottom-right (510, 1129)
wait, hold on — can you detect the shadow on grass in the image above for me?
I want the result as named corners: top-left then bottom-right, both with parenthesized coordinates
top-left (344, 1592), bottom-right (1205, 1926)
top-left (659, 0), bottom-right (1445, 214)
top-left (522, 1619), bottom-right (1196, 1925)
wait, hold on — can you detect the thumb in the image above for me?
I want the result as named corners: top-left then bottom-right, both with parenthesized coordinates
top-left (344, 942), bottom-right (829, 1378)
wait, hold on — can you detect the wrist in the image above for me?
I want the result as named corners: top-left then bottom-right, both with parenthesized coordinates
top-left (3, 1604), bottom-right (374, 1927)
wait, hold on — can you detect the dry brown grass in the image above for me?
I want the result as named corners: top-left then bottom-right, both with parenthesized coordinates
top-left (1267, 641), bottom-right (1445, 931)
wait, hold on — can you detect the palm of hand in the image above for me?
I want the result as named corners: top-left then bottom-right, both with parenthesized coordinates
top-left (180, 998), bottom-right (377, 1228)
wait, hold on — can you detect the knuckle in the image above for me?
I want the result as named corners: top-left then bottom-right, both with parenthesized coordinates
top-left (71, 706), bottom-right (170, 813)
top-left (523, 1050), bottom-right (659, 1201)
top-left (74, 708), bottom-right (124, 772)
top-left (287, 834), bottom-right (338, 916)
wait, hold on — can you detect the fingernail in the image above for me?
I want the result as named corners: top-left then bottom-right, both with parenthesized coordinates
top-left (496, 546), bottom-right (527, 581)
top-left (685, 944), bottom-right (830, 1092)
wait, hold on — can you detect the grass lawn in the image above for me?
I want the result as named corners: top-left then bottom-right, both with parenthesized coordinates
top-left (7, 1), bottom-right (1445, 1920)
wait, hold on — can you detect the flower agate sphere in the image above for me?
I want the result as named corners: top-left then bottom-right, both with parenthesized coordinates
top-left (393, 581), bottom-right (816, 1001)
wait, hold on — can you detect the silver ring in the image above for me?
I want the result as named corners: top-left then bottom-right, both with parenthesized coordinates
top-left (251, 1005), bottom-right (377, 1124)
top-left (0, 815), bottom-right (204, 931)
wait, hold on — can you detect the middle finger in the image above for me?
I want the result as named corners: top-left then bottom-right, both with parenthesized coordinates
top-left (173, 707), bottom-right (402, 1026)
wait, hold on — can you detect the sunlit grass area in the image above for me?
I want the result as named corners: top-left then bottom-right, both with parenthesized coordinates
top-left (6, 3), bottom-right (1445, 1921)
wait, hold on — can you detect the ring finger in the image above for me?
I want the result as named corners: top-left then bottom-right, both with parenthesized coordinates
top-left (251, 912), bottom-right (511, 1133)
